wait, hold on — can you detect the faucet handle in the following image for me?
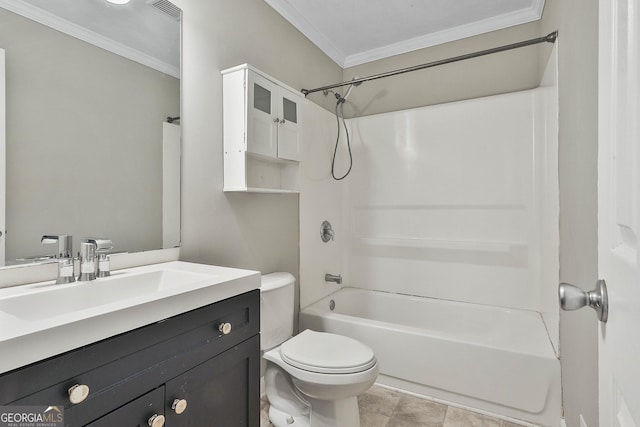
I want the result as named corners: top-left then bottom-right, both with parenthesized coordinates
top-left (78, 238), bottom-right (112, 282)
top-left (94, 239), bottom-right (113, 253)
top-left (55, 258), bottom-right (76, 285)
top-left (81, 238), bottom-right (113, 253)
top-left (42, 234), bottom-right (73, 258)
top-left (97, 253), bottom-right (111, 278)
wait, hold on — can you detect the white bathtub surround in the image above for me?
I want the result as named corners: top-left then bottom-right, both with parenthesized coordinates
top-left (300, 288), bottom-right (561, 426)
top-left (300, 85), bottom-right (559, 348)
top-left (299, 78), bottom-right (560, 425)
top-left (344, 89), bottom-right (557, 316)
top-left (299, 101), bottom-right (346, 306)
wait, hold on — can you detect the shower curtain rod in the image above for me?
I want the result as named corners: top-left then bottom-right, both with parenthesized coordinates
top-left (300, 31), bottom-right (558, 97)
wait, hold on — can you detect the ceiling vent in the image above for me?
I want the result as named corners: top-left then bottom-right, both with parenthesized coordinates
top-left (146, 0), bottom-right (181, 21)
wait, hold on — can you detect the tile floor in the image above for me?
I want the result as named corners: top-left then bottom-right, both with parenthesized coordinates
top-left (260, 385), bottom-right (529, 427)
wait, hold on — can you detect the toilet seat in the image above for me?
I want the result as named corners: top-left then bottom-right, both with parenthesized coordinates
top-left (280, 329), bottom-right (376, 374)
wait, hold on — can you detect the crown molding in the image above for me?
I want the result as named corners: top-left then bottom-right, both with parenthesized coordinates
top-left (344, 1), bottom-right (546, 68)
top-left (264, 0), bottom-right (545, 69)
top-left (0, 0), bottom-right (179, 78)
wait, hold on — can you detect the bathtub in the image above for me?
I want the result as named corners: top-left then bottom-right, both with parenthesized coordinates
top-left (299, 288), bottom-right (561, 427)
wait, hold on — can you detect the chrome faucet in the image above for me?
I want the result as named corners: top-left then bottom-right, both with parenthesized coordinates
top-left (41, 234), bottom-right (73, 259)
top-left (325, 273), bottom-right (342, 284)
top-left (42, 235), bottom-right (75, 284)
top-left (78, 238), bottom-right (113, 281)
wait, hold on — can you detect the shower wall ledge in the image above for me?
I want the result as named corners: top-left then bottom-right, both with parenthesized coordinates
top-left (356, 237), bottom-right (526, 253)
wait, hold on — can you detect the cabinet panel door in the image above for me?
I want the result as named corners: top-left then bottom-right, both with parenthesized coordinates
top-left (85, 387), bottom-right (165, 427)
top-left (247, 71), bottom-right (277, 158)
top-left (165, 335), bottom-right (260, 427)
top-left (277, 90), bottom-right (301, 161)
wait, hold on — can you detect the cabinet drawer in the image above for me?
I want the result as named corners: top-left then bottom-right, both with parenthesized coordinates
top-left (0, 290), bottom-right (259, 426)
top-left (85, 387), bottom-right (165, 427)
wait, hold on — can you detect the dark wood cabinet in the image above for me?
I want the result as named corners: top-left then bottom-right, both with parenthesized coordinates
top-left (0, 290), bottom-right (260, 427)
top-left (165, 337), bottom-right (260, 426)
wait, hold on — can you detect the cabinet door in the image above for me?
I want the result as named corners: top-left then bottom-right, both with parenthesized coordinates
top-left (165, 335), bottom-right (260, 427)
top-left (277, 89), bottom-right (301, 161)
top-left (247, 71), bottom-right (277, 158)
top-left (85, 387), bottom-right (165, 427)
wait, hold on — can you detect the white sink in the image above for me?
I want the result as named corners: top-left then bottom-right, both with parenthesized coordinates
top-left (0, 269), bottom-right (213, 321)
top-left (0, 261), bottom-right (260, 373)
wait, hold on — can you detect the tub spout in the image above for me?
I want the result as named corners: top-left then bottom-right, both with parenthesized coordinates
top-left (325, 273), bottom-right (342, 284)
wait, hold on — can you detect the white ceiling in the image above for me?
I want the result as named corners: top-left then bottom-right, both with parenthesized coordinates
top-left (264, 0), bottom-right (545, 68)
top-left (0, 0), bottom-right (180, 77)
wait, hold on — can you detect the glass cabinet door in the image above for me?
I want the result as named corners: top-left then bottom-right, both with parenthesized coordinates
top-left (247, 71), bottom-right (278, 158)
top-left (277, 90), bottom-right (301, 161)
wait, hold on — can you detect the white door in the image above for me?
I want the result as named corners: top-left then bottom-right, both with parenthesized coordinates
top-left (0, 49), bottom-right (5, 266)
top-left (598, 0), bottom-right (640, 425)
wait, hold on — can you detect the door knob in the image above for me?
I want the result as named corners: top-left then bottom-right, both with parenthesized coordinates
top-left (558, 279), bottom-right (608, 322)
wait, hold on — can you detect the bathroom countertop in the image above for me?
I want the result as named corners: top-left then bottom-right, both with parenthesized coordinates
top-left (0, 261), bottom-right (260, 374)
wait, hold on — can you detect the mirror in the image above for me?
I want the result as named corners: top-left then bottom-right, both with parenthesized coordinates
top-left (0, 0), bottom-right (181, 266)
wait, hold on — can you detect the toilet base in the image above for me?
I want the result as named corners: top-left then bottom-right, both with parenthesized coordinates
top-left (265, 362), bottom-right (363, 427)
top-left (268, 397), bottom-right (360, 427)
top-left (308, 396), bottom-right (361, 427)
top-left (269, 405), bottom-right (310, 427)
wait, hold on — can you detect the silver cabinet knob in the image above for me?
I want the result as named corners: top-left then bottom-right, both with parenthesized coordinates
top-left (280, 119), bottom-right (286, 124)
top-left (219, 322), bottom-right (232, 335)
top-left (273, 117), bottom-right (280, 123)
top-left (171, 398), bottom-right (188, 415)
top-left (68, 384), bottom-right (90, 404)
top-left (559, 279), bottom-right (608, 322)
top-left (148, 414), bottom-right (165, 427)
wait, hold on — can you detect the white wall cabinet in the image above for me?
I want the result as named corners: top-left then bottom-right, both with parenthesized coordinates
top-left (222, 64), bottom-right (302, 193)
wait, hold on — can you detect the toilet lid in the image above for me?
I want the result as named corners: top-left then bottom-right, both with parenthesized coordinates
top-left (280, 329), bottom-right (376, 374)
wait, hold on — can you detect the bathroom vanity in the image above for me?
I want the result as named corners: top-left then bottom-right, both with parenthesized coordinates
top-left (0, 261), bottom-right (261, 427)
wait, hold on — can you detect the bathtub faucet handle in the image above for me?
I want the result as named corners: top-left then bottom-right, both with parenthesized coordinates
top-left (321, 221), bottom-right (335, 243)
top-left (325, 273), bottom-right (342, 284)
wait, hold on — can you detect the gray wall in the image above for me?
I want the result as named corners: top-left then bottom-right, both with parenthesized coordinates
top-left (173, 0), bottom-right (342, 282)
top-left (1, 8), bottom-right (179, 261)
top-left (339, 22), bottom-right (542, 117)
top-left (541, 0), bottom-right (600, 426)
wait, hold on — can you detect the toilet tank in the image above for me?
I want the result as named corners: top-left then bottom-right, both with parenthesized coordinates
top-left (260, 272), bottom-right (295, 351)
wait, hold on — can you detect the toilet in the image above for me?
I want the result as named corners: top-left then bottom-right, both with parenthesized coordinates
top-left (260, 272), bottom-right (378, 427)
